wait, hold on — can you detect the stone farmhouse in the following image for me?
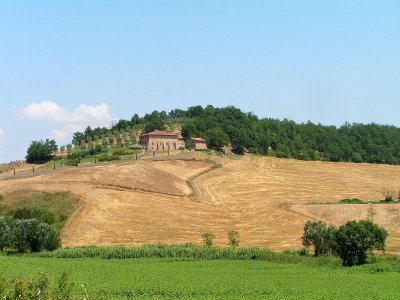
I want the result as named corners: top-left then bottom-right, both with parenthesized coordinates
top-left (186, 137), bottom-right (207, 150)
top-left (139, 130), bottom-right (207, 151)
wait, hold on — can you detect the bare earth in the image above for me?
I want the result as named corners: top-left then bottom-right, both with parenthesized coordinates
top-left (1, 153), bottom-right (400, 252)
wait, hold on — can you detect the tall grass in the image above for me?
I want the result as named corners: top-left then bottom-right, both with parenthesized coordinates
top-left (39, 244), bottom-right (342, 267)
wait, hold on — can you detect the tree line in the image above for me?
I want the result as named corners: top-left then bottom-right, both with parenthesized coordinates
top-left (67, 105), bottom-right (400, 165)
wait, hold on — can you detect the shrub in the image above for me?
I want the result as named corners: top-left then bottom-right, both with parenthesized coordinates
top-left (13, 207), bottom-right (55, 224)
top-left (0, 272), bottom-right (75, 300)
top-left (10, 218), bottom-right (59, 252)
top-left (382, 189), bottom-right (396, 202)
top-left (98, 154), bottom-right (120, 162)
top-left (201, 232), bottom-right (215, 247)
top-left (0, 218), bottom-right (10, 251)
top-left (339, 198), bottom-right (364, 204)
top-left (53, 273), bottom-right (74, 300)
top-left (334, 220), bottom-right (388, 266)
top-left (227, 231), bottom-right (239, 247)
top-left (301, 220), bottom-right (337, 256)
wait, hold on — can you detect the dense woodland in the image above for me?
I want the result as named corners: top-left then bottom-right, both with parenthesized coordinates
top-left (71, 105), bottom-right (400, 165)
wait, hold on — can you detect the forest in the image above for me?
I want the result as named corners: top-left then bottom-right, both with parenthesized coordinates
top-left (71, 105), bottom-right (400, 165)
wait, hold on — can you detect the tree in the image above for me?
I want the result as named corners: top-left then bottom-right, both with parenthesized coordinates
top-left (26, 139), bottom-right (58, 163)
top-left (206, 128), bottom-right (229, 149)
top-left (301, 220), bottom-right (337, 257)
top-left (227, 230), bottom-right (239, 247)
top-left (334, 220), bottom-right (388, 266)
top-left (9, 218), bottom-right (59, 253)
top-left (0, 218), bottom-right (10, 251)
top-left (201, 232), bottom-right (215, 247)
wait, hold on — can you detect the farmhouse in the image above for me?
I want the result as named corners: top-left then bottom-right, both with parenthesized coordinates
top-left (139, 130), bottom-right (207, 151)
top-left (186, 137), bottom-right (207, 150)
top-left (139, 130), bottom-right (186, 151)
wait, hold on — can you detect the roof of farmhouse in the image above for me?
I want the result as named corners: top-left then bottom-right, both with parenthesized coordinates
top-left (140, 130), bottom-right (178, 137)
top-left (190, 137), bottom-right (206, 142)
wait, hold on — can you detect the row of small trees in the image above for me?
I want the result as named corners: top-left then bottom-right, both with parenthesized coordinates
top-left (302, 219), bottom-right (388, 266)
top-left (201, 231), bottom-right (240, 247)
top-left (0, 218), bottom-right (59, 252)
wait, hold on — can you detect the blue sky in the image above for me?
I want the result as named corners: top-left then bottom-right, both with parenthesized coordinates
top-left (0, 1), bottom-right (399, 162)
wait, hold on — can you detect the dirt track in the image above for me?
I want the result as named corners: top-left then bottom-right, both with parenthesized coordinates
top-left (1, 154), bottom-right (400, 251)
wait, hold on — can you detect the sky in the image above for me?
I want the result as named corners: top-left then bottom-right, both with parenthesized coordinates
top-left (0, 0), bottom-right (399, 163)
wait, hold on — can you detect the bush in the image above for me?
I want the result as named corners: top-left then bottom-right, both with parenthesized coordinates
top-left (0, 272), bottom-right (77, 300)
top-left (9, 218), bottom-right (59, 252)
top-left (201, 232), bottom-right (215, 247)
top-left (301, 220), bottom-right (337, 256)
top-left (13, 207), bottom-right (55, 224)
top-left (227, 231), bottom-right (239, 247)
top-left (98, 154), bottom-right (120, 162)
top-left (0, 218), bottom-right (10, 251)
top-left (339, 198), bottom-right (364, 204)
top-left (334, 220), bottom-right (388, 266)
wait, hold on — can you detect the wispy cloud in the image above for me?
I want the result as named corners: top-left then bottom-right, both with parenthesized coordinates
top-left (19, 101), bottom-right (113, 144)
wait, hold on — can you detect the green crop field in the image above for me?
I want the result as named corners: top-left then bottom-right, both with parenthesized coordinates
top-left (1, 255), bottom-right (400, 299)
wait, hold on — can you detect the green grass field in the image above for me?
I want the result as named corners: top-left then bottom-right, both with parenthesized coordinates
top-left (1, 255), bottom-right (400, 299)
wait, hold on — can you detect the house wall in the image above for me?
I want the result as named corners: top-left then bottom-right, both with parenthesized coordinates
top-left (140, 135), bottom-right (178, 151)
top-left (186, 139), bottom-right (207, 150)
top-left (194, 141), bottom-right (207, 150)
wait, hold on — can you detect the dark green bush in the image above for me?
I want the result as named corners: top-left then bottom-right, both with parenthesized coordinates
top-left (9, 218), bottom-right (59, 252)
top-left (13, 207), bottom-right (55, 224)
top-left (335, 220), bottom-right (388, 266)
top-left (0, 218), bottom-right (10, 251)
top-left (339, 198), bottom-right (364, 204)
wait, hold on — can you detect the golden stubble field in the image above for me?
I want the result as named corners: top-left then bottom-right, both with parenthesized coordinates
top-left (1, 153), bottom-right (400, 252)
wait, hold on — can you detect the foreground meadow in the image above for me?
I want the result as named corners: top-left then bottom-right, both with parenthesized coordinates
top-left (1, 254), bottom-right (400, 299)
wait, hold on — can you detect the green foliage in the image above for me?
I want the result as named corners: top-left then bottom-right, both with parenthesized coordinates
top-left (97, 154), bottom-right (120, 162)
top-left (201, 232), bottom-right (215, 247)
top-left (7, 218), bottom-right (59, 253)
top-left (227, 230), bottom-right (239, 247)
top-left (334, 220), bottom-right (388, 266)
top-left (301, 220), bottom-right (337, 256)
top-left (13, 207), bottom-right (55, 224)
top-left (0, 217), bottom-right (10, 250)
top-left (339, 198), bottom-right (365, 204)
top-left (53, 273), bottom-right (74, 300)
top-left (4, 248), bottom-right (400, 299)
top-left (70, 105), bottom-right (400, 165)
top-left (26, 139), bottom-right (58, 163)
top-left (0, 272), bottom-right (77, 300)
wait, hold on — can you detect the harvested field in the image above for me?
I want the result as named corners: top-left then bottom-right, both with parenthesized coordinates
top-left (1, 154), bottom-right (400, 252)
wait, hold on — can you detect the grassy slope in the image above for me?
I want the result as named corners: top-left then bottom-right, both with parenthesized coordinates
top-left (0, 190), bottom-right (80, 233)
top-left (0, 256), bottom-right (400, 299)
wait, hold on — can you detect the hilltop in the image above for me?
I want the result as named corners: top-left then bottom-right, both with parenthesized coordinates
top-left (67, 105), bottom-right (400, 166)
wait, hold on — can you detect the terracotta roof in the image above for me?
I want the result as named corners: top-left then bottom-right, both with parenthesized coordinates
top-left (191, 137), bottom-right (206, 142)
top-left (140, 130), bottom-right (178, 137)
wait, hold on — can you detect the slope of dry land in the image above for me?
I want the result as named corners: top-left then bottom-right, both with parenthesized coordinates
top-left (1, 152), bottom-right (400, 252)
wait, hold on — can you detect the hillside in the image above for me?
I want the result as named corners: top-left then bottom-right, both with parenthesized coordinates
top-left (67, 106), bottom-right (400, 165)
top-left (1, 151), bottom-right (400, 253)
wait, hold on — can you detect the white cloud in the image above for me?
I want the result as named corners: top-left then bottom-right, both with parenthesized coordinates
top-left (19, 101), bottom-right (113, 144)
top-left (20, 101), bottom-right (112, 124)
